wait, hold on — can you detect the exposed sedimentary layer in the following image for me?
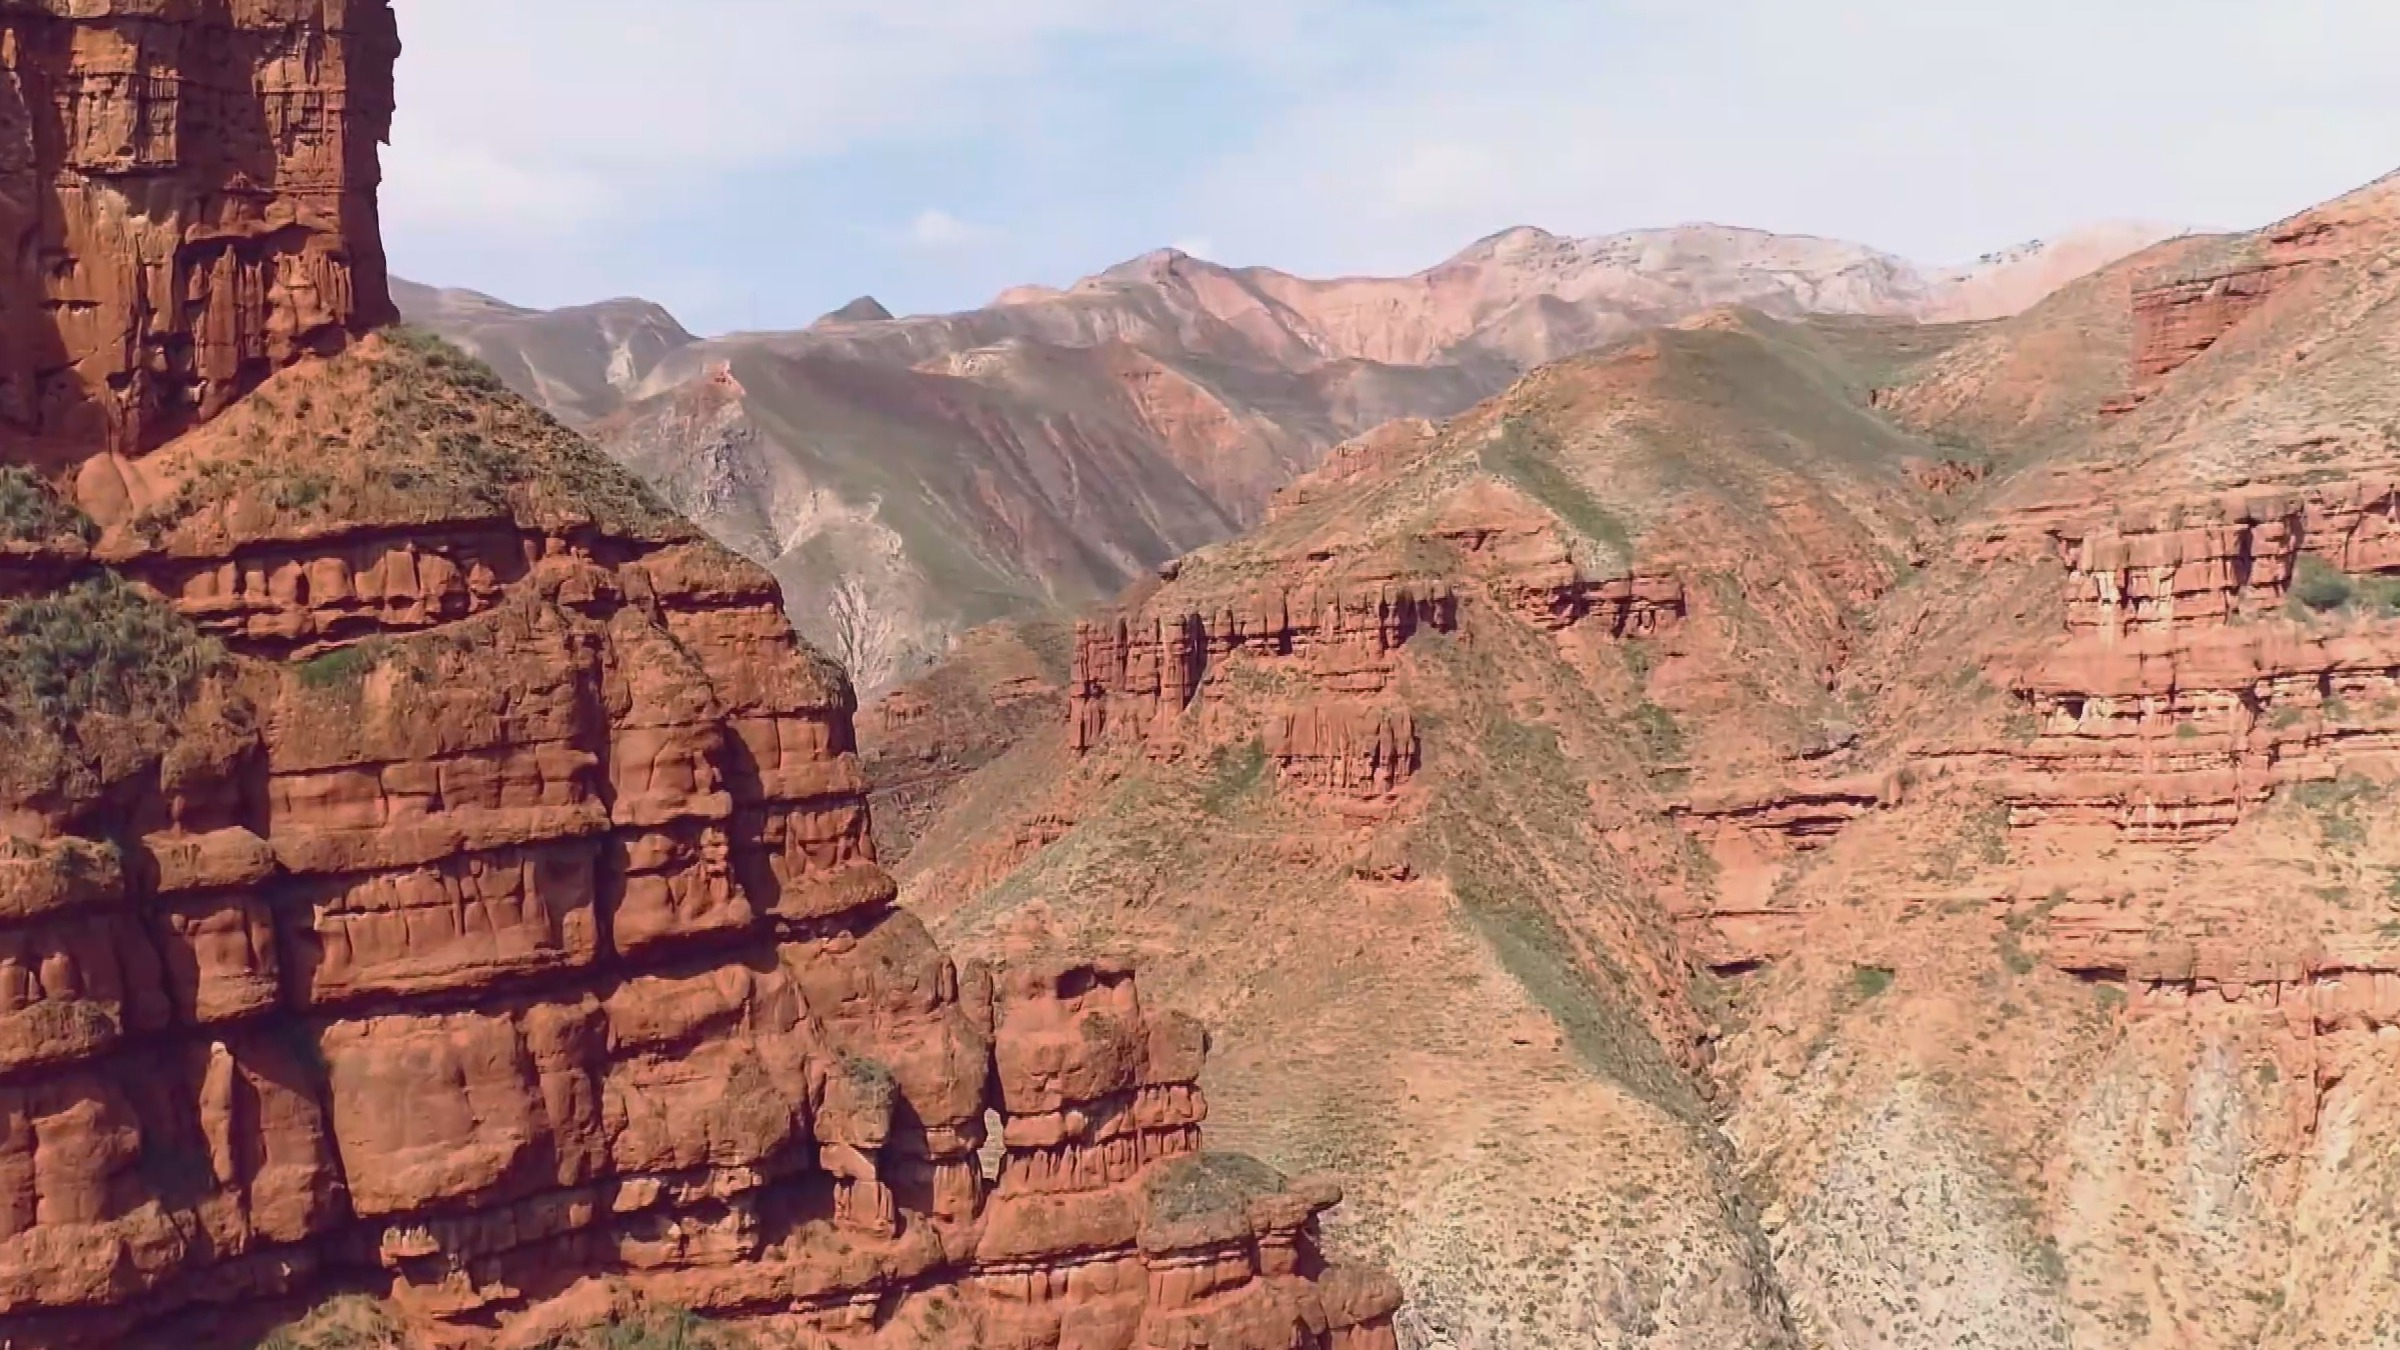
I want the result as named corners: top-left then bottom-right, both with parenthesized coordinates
top-left (0, 6), bottom-right (1398, 1346)
top-left (0, 0), bottom-right (400, 458)
top-left (0, 358), bottom-right (1400, 1350)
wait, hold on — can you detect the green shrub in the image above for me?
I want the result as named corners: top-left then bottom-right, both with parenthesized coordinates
top-left (1198, 738), bottom-right (1269, 815)
top-left (2292, 555), bottom-right (2356, 613)
top-left (0, 465), bottom-right (96, 544)
top-left (0, 573), bottom-right (223, 724)
top-left (2363, 573), bottom-right (2400, 615)
top-left (1850, 965), bottom-right (1896, 999)
top-left (1632, 701), bottom-right (1685, 761)
top-left (297, 642), bottom-right (384, 692)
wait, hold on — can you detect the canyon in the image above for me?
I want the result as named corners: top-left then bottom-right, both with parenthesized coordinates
top-left (0, 5), bottom-right (1396, 1348)
top-left (880, 171), bottom-right (2400, 1347)
top-left (396, 219), bottom-right (2174, 695)
top-left (13, 2), bottom-right (2400, 1348)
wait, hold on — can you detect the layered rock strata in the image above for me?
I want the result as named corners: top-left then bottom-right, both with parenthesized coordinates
top-left (0, 0), bottom-right (399, 458)
top-left (0, 364), bottom-right (1399, 1350)
top-left (2103, 193), bottom-right (2385, 415)
top-left (2049, 483), bottom-right (2400, 638)
top-left (1069, 581), bottom-right (1456, 756)
top-left (1988, 482), bottom-right (2400, 839)
top-left (1067, 545), bottom-right (1684, 811)
top-left (0, 6), bottom-right (1397, 1345)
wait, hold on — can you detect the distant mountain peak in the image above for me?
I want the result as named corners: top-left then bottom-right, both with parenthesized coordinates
top-left (821, 295), bottom-right (895, 324)
top-left (1095, 247), bottom-right (1203, 285)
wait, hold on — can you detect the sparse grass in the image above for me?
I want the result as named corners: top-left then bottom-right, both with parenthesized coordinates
top-left (385, 324), bottom-right (509, 394)
top-left (1143, 1152), bottom-right (1286, 1224)
top-left (547, 1310), bottom-right (753, 1350)
top-left (134, 329), bottom-right (680, 542)
top-left (1198, 737), bottom-right (1269, 815)
top-left (258, 1294), bottom-right (404, 1350)
top-left (2288, 775), bottom-right (2384, 852)
top-left (1410, 627), bottom-right (1707, 1121)
top-left (1478, 417), bottom-right (1634, 561)
top-left (1015, 619), bottom-right (1076, 684)
top-left (0, 465), bottom-right (96, 544)
top-left (1998, 928), bottom-right (2039, 977)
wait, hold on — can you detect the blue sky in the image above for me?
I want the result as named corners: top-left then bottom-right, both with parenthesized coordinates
top-left (385, 0), bottom-right (2400, 336)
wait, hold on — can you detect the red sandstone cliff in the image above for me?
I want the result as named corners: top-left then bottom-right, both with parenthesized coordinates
top-left (0, 0), bottom-right (399, 460)
top-left (0, 6), bottom-right (1397, 1347)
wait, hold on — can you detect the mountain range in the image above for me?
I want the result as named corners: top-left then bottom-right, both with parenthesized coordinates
top-left (396, 220), bottom-right (2178, 689)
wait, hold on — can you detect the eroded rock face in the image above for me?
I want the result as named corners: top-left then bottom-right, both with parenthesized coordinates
top-left (0, 0), bottom-right (398, 460)
top-left (0, 360), bottom-right (1398, 1350)
top-left (1971, 481), bottom-right (2400, 841)
top-left (0, 9), bottom-right (1396, 1347)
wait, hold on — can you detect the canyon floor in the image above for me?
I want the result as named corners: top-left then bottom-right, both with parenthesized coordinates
top-left (866, 170), bottom-right (2400, 1349)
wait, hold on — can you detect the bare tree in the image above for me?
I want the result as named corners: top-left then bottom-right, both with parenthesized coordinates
top-left (824, 573), bottom-right (904, 693)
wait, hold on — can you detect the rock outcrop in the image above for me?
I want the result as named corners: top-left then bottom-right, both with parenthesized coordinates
top-left (0, 9), bottom-right (1397, 1348)
top-left (1974, 481), bottom-right (2400, 839)
top-left (0, 0), bottom-right (399, 458)
top-left (1071, 582), bottom-right (1456, 753)
top-left (884, 169), bottom-right (2400, 1350)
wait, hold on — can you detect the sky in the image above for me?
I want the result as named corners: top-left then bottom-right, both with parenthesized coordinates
top-left (384, 0), bottom-right (2400, 337)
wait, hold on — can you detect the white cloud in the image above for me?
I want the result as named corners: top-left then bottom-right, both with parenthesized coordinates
top-left (381, 138), bottom-right (610, 234)
top-left (1173, 0), bottom-right (2400, 274)
top-left (907, 209), bottom-right (989, 249)
top-left (383, 0), bottom-right (2400, 313)
top-left (384, 0), bottom-right (1376, 241)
